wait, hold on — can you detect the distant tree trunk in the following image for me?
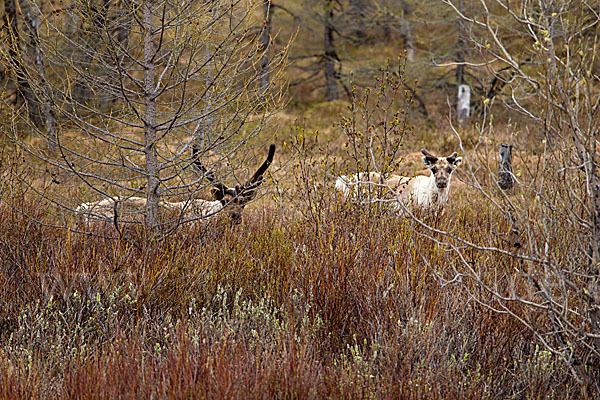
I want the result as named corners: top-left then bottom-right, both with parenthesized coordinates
top-left (259, 0), bottom-right (272, 95)
top-left (455, 0), bottom-right (466, 87)
top-left (63, 4), bottom-right (81, 49)
top-left (107, 0), bottom-right (132, 105)
top-left (21, 1), bottom-right (58, 151)
top-left (5, 0), bottom-right (43, 127)
top-left (143, 0), bottom-right (160, 231)
top-left (3, 0), bottom-right (18, 67)
top-left (116, 0), bottom-right (132, 47)
top-left (404, 82), bottom-right (428, 120)
top-left (347, 0), bottom-right (366, 43)
top-left (3, 0), bottom-right (21, 106)
top-left (193, 42), bottom-right (215, 156)
top-left (324, 0), bottom-right (339, 101)
top-left (74, 0), bottom-right (112, 104)
top-left (62, 5), bottom-right (92, 104)
top-left (457, 84), bottom-right (470, 124)
top-left (399, 0), bottom-right (414, 62)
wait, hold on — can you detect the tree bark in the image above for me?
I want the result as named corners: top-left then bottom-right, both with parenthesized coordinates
top-left (143, 0), bottom-right (160, 231)
top-left (456, 84), bottom-right (470, 124)
top-left (22, 2), bottom-right (58, 151)
top-left (399, 0), bottom-right (414, 61)
top-left (347, 0), bottom-right (366, 43)
top-left (116, 0), bottom-right (133, 48)
top-left (259, 0), bottom-right (272, 96)
top-left (5, 0), bottom-right (44, 127)
top-left (324, 0), bottom-right (339, 101)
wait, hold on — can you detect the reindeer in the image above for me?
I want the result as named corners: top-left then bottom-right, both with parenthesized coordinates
top-left (76, 144), bottom-right (276, 225)
top-left (335, 149), bottom-right (462, 212)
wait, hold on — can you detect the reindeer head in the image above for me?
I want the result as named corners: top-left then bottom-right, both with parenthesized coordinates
top-left (421, 149), bottom-right (462, 189)
top-left (193, 144), bottom-right (276, 223)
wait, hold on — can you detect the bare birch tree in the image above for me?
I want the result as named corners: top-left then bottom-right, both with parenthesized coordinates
top-left (323, 0), bottom-right (340, 101)
top-left (3, 0), bottom-right (288, 234)
top-left (259, 0), bottom-right (273, 95)
top-left (419, 0), bottom-right (600, 394)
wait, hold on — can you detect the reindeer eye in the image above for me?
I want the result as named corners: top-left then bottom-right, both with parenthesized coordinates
top-left (446, 167), bottom-right (453, 173)
top-left (431, 167), bottom-right (438, 173)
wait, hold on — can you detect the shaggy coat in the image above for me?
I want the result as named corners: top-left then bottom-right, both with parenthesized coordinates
top-left (76, 144), bottom-right (276, 225)
top-left (335, 149), bottom-right (462, 212)
top-left (75, 197), bottom-right (225, 223)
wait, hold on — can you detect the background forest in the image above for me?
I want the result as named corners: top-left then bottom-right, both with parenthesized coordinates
top-left (0, 0), bottom-right (599, 398)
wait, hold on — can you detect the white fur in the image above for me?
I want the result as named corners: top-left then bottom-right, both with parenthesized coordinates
top-left (335, 158), bottom-right (461, 212)
top-left (334, 174), bottom-right (370, 199)
top-left (75, 196), bottom-right (147, 221)
top-left (76, 197), bottom-right (225, 223)
top-left (397, 174), bottom-right (451, 209)
top-left (163, 199), bottom-right (223, 218)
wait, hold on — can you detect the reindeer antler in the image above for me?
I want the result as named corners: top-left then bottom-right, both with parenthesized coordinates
top-left (446, 152), bottom-right (458, 162)
top-left (421, 149), bottom-right (439, 165)
top-left (192, 145), bottom-right (229, 196)
top-left (245, 144), bottom-right (276, 188)
top-left (421, 149), bottom-right (436, 158)
top-left (192, 143), bottom-right (276, 202)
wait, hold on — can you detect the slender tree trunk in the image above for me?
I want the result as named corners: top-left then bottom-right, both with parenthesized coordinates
top-left (324, 0), bottom-right (338, 101)
top-left (347, 0), bottom-right (366, 43)
top-left (456, 84), bottom-right (470, 123)
top-left (143, 0), bottom-right (160, 231)
top-left (74, 0), bottom-right (113, 104)
top-left (455, 0), bottom-right (466, 87)
top-left (399, 0), bottom-right (414, 62)
top-left (259, 0), bottom-right (272, 96)
top-left (3, 0), bottom-right (18, 69)
top-left (5, 0), bottom-right (44, 126)
top-left (116, 0), bottom-right (132, 49)
top-left (4, 0), bottom-right (22, 106)
top-left (22, 2), bottom-right (58, 151)
top-left (454, 0), bottom-right (467, 123)
top-left (63, 5), bottom-right (92, 104)
top-left (62, 1), bottom-right (86, 105)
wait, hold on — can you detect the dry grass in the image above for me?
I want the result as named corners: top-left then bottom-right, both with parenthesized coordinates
top-left (0, 4), bottom-right (594, 396)
top-left (0, 186), bottom-right (579, 398)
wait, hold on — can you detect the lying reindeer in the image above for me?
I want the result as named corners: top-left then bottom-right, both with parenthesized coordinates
top-left (76, 144), bottom-right (276, 225)
top-left (335, 149), bottom-right (462, 212)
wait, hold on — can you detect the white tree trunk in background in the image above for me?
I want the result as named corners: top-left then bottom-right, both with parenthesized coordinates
top-left (456, 84), bottom-right (470, 124)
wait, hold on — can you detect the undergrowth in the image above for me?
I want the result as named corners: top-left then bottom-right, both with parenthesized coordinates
top-left (0, 197), bottom-right (575, 399)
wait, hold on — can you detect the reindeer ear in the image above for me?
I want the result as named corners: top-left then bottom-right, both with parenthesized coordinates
top-left (240, 182), bottom-right (259, 202)
top-left (210, 187), bottom-right (224, 200)
top-left (453, 157), bottom-right (463, 167)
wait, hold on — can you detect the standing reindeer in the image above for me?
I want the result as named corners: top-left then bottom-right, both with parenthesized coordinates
top-left (76, 144), bottom-right (276, 225)
top-left (335, 149), bottom-right (462, 212)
